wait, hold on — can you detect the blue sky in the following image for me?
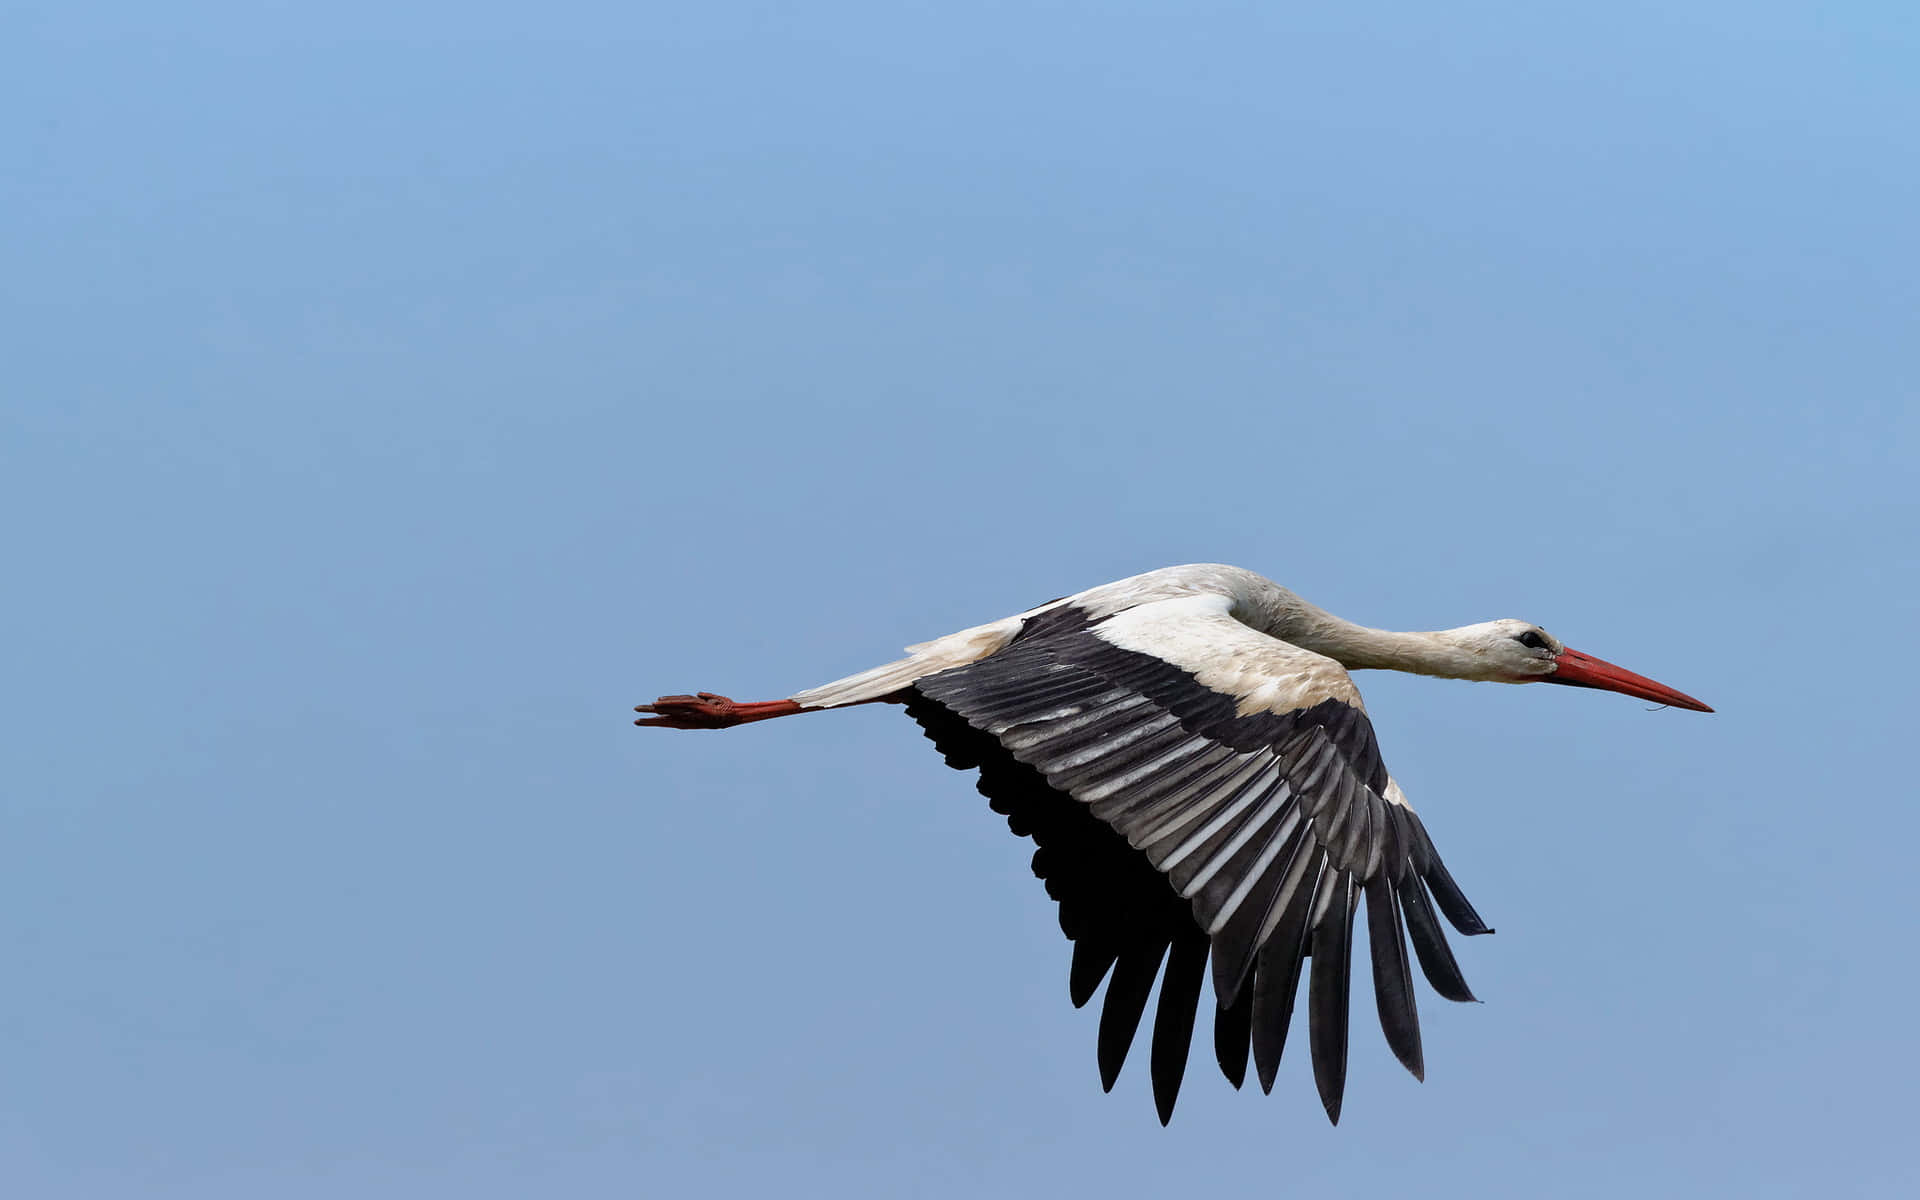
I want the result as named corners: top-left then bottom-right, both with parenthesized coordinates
top-left (7, 3), bottom-right (1917, 1196)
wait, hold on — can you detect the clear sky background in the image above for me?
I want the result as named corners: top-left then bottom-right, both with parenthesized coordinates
top-left (7, 3), bottom-right (1917, 1197)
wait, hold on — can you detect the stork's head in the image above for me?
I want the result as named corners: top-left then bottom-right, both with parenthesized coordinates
top-left (1445, 619), bottom-right (1713, 711)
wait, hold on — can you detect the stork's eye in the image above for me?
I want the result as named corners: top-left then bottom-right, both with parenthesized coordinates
top-left (1515, 630), bottom-right (1550, 650)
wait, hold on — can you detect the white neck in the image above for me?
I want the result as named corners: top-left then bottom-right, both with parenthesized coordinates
top-left (1236, 582), bottom-right (1488, 679)
top-left (1291, 622), bottom-right (1475, 677)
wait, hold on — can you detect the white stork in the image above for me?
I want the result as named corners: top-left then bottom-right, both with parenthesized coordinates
top-left (635, 564), bottom-right (1711, 1124)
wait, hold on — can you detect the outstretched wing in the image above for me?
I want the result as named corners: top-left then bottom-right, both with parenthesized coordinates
top-left (907, 593), bottom-right (1491, 1124)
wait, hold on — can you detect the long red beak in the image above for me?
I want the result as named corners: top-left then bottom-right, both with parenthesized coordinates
top-left (1544, 648), bottom-right (1713, 712)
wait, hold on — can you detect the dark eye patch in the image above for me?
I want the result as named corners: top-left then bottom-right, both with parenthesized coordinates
top-left (1515, 631), bottom-right (1550, 650)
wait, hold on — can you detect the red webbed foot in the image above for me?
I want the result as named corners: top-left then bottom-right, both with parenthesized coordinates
top-left (634, 692), bottom-right (804, 729)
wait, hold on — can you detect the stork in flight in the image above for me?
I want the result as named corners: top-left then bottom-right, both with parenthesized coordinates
top-left (634, 564), bottom-right (1710, 1124)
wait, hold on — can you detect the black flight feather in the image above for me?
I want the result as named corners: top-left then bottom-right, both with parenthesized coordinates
top-left (1366, 874), bottom-right (1424, 1079)
top-left (1213, 985), bottom-right (1253, 1090)
top-left (1150, 927), bottom-right (1209, 1124)
top-left (1098, 940), bottom-right (1169, 1091)
top-left (1308, 874), bottom-right (1357, 1125)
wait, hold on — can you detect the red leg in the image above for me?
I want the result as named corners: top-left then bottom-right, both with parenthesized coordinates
top-left (633, 692), bottom-right (806, 730)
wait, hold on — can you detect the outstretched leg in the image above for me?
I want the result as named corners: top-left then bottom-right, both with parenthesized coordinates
top-left (634, 692), bottom-right (807, 729)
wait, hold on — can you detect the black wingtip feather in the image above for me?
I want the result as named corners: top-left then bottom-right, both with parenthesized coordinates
top-left (1308, 875), bottom-right (1356, 1125)
top-left (1365, 876), bottom-right (1424, 1080)
top-left (1416, 833), bottom-right (1493, 937)
top-left (1400, 876), bottom-right (1478, 1003)
top-left (1097, 942), bottom-right (1168, 1091)
top-left (1069, 939), bottom-right (1118, 1009)
top-left (1213, 985), bottom-right (1253, 1090)
top-left (1251, 863), bottom-right (1320, 1094)
top-left (1150, 929), bottom-right (1208, 1124)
